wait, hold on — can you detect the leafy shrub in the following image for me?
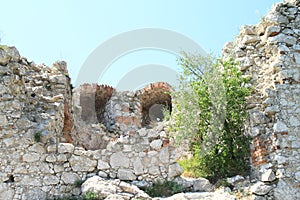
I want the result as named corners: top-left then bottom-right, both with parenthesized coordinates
top-left (82, 192), bottom-right (98, 200)
top-left (145, 180), bottom-right (184, 197)
top-left (34, 132), bottom-right (42, 142)
top-left (74, 179), bottom-right (84, 187)
top-left (170, 54), bottom-right (251, 182)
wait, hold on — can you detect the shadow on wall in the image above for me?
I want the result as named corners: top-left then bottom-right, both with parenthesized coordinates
top-left (79, 84), bottom-right (115, 124)
top-left (137, 82), bottom-right (172, 127)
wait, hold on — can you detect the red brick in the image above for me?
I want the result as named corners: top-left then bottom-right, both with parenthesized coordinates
top-left (253, 159), bottom-right (267, 166)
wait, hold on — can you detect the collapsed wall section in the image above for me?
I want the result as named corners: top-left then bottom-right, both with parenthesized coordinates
top-left (222, 0), bottom-right (300, 199)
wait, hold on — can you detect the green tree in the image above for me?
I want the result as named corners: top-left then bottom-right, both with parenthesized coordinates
top-left (170, 53), bottom-right (251, 181)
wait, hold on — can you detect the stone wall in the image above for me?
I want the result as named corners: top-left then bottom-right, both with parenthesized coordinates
top-left (1, 0), bottom-right (300, 199)
top-left (0, 46), bottom-right (181, 199)
top-left (222, 0), bottom-right (300, 199)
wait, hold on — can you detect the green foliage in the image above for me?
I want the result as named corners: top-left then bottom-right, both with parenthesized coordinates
top-left (34, 132), bottom-right (42, 142)
top-left (215, 178), bottom-right (232, 189)
top-left (170, 53), bottom-right (251, 182)
top-left (145, 180), bottom-right (184, 197)
top-left (177, 148), bottom-right (203, 178)
top-left (74, 179), bottom-right (84, 187)
top-left (82, 192), bottom-right (98, 200)
top-left (44, 82), bottom-right (52, 90)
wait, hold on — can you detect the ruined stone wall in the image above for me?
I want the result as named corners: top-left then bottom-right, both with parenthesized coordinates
top-left (223, 0), bottom-right (300, 199)
top-left (0, 46), bottom-right (181, 199)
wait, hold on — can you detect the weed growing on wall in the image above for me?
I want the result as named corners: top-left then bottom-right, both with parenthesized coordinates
top-left (145, 180), bottom-right (184, 197)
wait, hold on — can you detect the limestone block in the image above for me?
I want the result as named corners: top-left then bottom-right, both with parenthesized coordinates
top-left (242, 35), bottom-right (261, 44)
top-left (69, 155), bottom-right (97, 172)
top-left (57, 154), bottom-right (68, 162)
top-left (138, 128), bottom-right (147, 137)
top-left (22, 188), bottom-right (46, 200)
top-left (251, 112), bottom-right (268, 125)
top-left (43, 175), bottom-right (60, 185)
top-left (0, 173), bottom-right (8, 182)
top-left (261, 169), bottom-right (276, 182)
top-left (148, 166), bottom-right (160, 175)
top-left (250, 181), bottom-right (273, 195)
top-left (110, 152), bottom-right (129, 168)
top-left (82, 176), bottom-right (118, 199)
top-left (23, 153), bottom-right (40, 162)
top-left (0, 183), bottom-right (14, 200)
top-left (98, 171), bottom-right (108, 178)
top-left (159, 147), bottom-right (170, 164)
top-left (240, 25), bottom-right (256, 35)
top-left (46, 154), bottom-right (57, 162)
top-left (274, 179), bottom-right (300, 200)
top-left (268, 33), bottom-right (297, 45)
top-left (273, 120), bottom-right (288, 132)
top-left (148, 129), bottom-right (160, 138)
top-left (0, 46), bottom-right (20, 65)
top-left (168, 163), bottom-right (183, 179)
top-left (47, 145), bottom-right (57, 153)
top-left (290, 116), bottom-right (300, 126)
top-left (28, 143), bottom-right (46, 153)
top-left (97, 160), bottom-right (110, 170)
top-left (117, 169), bottom-right (136, 181)
top-left (274, 155), bottom-right (287, 165)
top-left (192, 177), bottom-right (214, 192)
top-left (18, 175), bottom-right (42, 186)
top-left (61, 172), bottom-right (80, 184)
top-left (295, 171), bottom-right (300, 181)
top-left (58, 143), bottom-right (75, 154)
top-left (150, 139), bottom-right (163, 150)
top-left (54, 164), bottom-right (64, 173)
top-left (227, 175), bottom-right (245, 185)
top-left (0, 115), bottom-right (8, 127)
top-left (265, 26), bottom-right (281, 37)
top-left (133, 158), bottom-right (144, 175)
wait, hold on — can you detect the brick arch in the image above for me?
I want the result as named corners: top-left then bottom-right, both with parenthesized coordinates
top-left (137, 82), bottom-right (172, 126)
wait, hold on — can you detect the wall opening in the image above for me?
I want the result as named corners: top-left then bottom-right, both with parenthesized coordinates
top-left (138, 82), bottom-right (172, 127)
top-left (79, 84), bottom-right (115, 124)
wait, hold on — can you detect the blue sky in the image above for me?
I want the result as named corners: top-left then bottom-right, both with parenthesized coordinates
top-left (0, 0), bottom-right (279, 87)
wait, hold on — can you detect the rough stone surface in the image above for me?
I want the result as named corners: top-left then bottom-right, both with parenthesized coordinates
top-left (117, 169), bottom-right (137, 181)
top-left (1, 0), bottom-right (300, 199)
top-left (81, 176), bottom-right (150, 199)
top-left (222, 0), bottom-right (300, 199)
top-left (261, 169), bottom-right (276, 182)
top-left (250, 182), bottom-right (273, 195)
top-left (192, 178), bottom-right (214, 192)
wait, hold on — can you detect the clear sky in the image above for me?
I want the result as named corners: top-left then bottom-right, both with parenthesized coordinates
top-left (0, 0), bottom-right (279, 87)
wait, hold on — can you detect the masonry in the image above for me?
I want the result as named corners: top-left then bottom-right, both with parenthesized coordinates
top-left (0, 47), bottom-right (180, 199)
top-left (222, 0), bottom-right (300, 199)
top-left (0, 0), bottom-right (300, 199)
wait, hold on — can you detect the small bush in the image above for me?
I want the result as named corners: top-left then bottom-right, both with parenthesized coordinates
top-left (145, 180), bottom-right (184, 197)
top-left (74, 179), bottom-right (84, 187)
top-left (82, 192), bottom-right (98, 200)
top-left (34, 132), bottom-right (42, 142)
top-left (44, 82), bottom-right (52, 90)
top-left (178, 155), bottom-right (203, 178)
top-left (169, 54), bottom-right (251, 182)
